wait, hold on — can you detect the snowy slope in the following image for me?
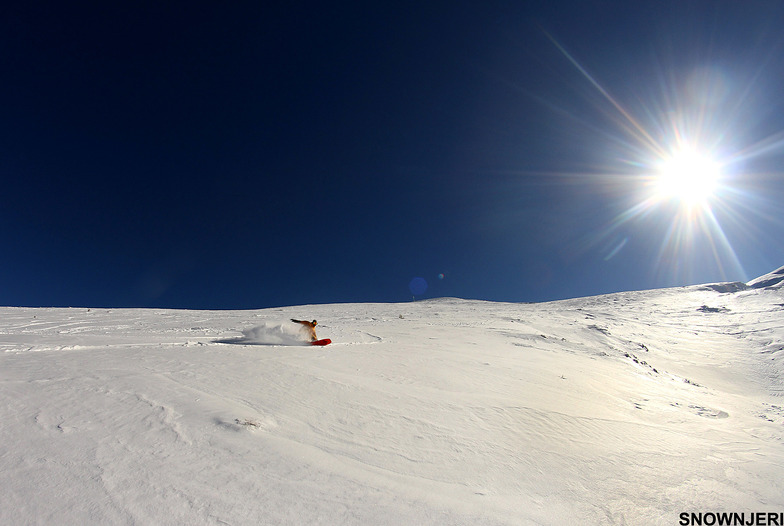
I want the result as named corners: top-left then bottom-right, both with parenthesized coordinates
top-left (747, 264), bottom-right (784, 290)
top-left (1, 273), bottom-right (783, 525)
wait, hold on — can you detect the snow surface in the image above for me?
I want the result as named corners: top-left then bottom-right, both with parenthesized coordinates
top-left (1, 274), bottom-right (783, 525)
top-left (747, 264), bottom-right (784, 290)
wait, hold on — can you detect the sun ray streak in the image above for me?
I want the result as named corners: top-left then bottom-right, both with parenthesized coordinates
top-left (733, 130), bottom-right (784, 162)
top-left (543, 30), bottom-right (667, 158)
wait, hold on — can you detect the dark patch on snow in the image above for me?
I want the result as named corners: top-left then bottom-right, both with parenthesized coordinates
top-left (587, 324), bottom-right (610, 335)
top-left (702, 282), bottom-right (748, 293)
top-left (689, 405), bottom-right (729, 419)
top-left (747, 264), bottom-right (784, 289)
top-left (697, 305), bottom-right (729, 313)
top-left (669, 402), bottom-right (728, 418)
top-left (749, 277), bottom-right (784, 289)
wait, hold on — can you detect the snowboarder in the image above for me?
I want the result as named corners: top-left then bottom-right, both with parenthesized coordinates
top-left (291, 319), bottom-right (318, 341)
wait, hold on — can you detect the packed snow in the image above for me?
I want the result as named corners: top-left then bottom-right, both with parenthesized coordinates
top-left (1, 267), bottom-right (783, 525)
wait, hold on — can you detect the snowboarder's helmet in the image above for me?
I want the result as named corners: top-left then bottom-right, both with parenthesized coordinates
top-left (312, 320), bottom-right (317, 326)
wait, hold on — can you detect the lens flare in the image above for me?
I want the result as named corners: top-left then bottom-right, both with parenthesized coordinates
top-left (409, 277), bottom-right (428, 297)
top-left (536, 30), bottom-right (784, 284)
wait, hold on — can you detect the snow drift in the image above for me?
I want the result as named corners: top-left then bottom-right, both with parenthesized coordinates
top-left (1, 267), bottom-right (783, 525)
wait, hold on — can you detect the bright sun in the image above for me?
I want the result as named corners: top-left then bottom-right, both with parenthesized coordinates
top-left (654, 147), bottom-right (721, 207)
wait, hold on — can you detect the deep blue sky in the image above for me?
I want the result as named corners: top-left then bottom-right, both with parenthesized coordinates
top-left (3, 1), bottom-right (784, 309)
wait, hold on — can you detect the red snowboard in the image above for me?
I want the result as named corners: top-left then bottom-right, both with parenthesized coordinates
top-left (310, 338), bottom-right (332, 346)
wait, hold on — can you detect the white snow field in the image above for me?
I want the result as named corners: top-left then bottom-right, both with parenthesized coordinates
top-left (1, 268), bottom-right (783, 525)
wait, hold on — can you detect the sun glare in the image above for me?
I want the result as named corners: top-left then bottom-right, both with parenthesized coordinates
top-left (654, 148), bottom-right (720, 207)
top-left (542, 30), bottom-right (784, 285)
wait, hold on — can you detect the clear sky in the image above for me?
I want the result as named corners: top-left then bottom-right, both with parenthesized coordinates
top-left (3, 1), bottom-right (784, 309)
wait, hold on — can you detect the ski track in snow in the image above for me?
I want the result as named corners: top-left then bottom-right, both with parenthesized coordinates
top-left (1, 276), bottom-right (783, 524)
